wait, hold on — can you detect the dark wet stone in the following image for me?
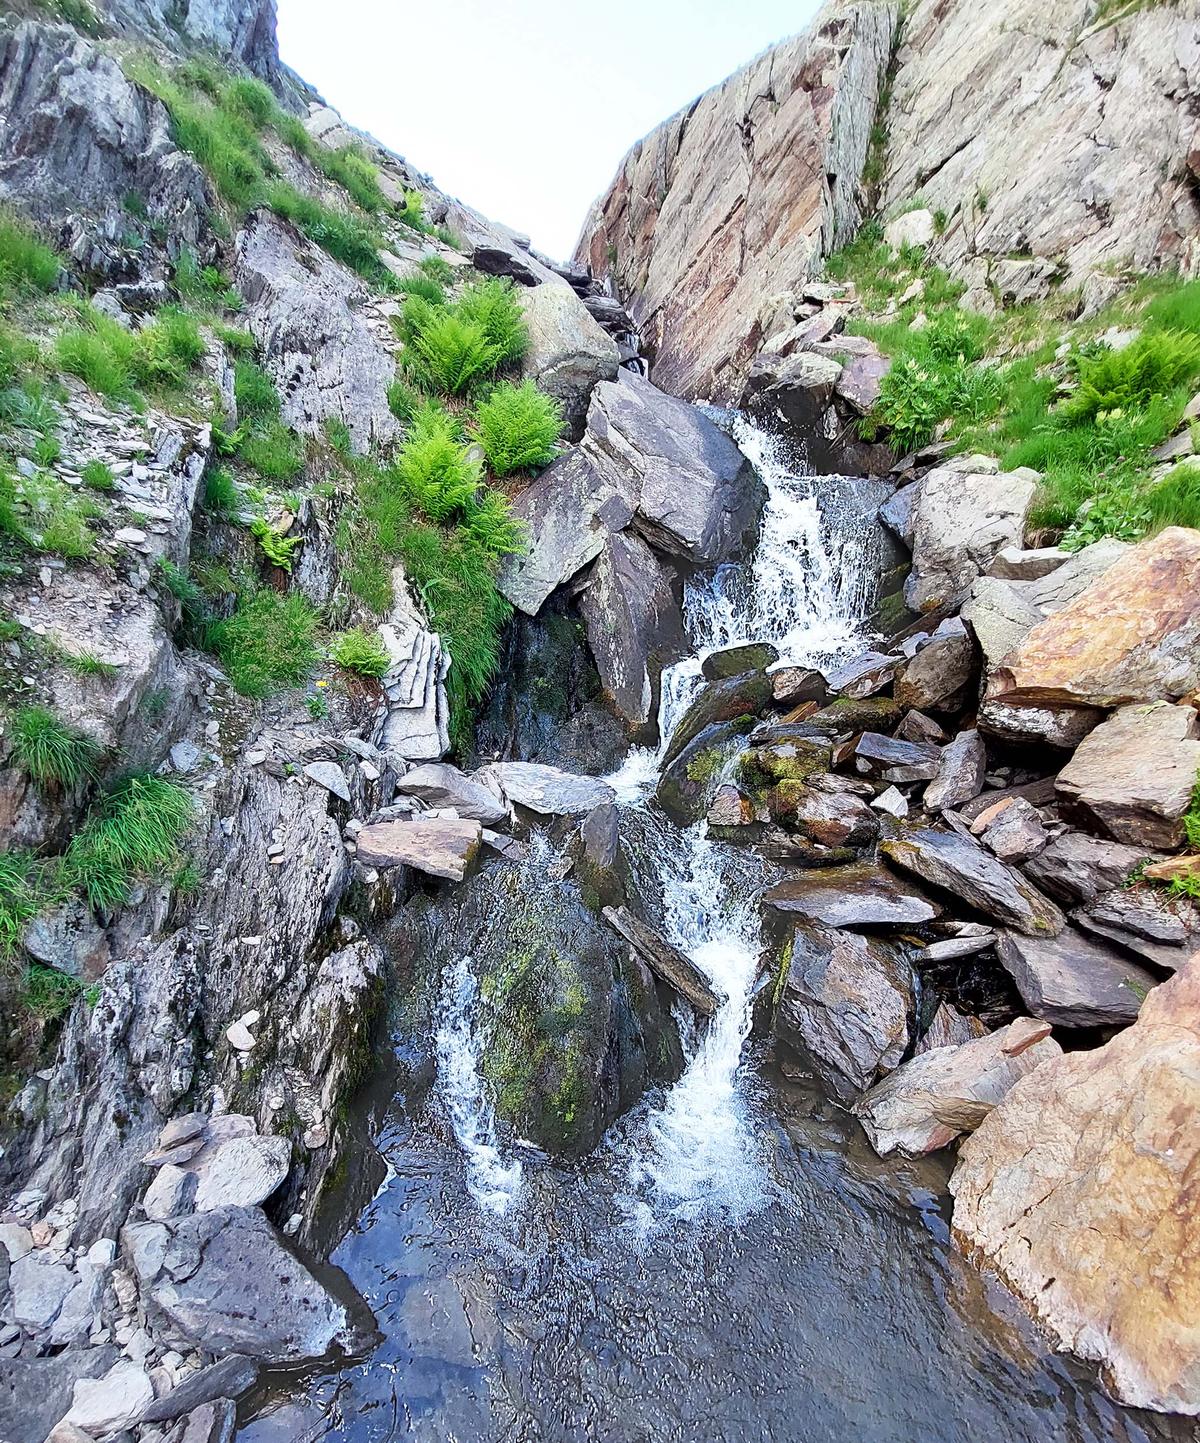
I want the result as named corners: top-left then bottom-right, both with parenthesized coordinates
top-left (824, 650), bottom-right (900, 699)
top-left (852, 732), bottom-right (941, 780)
top-left (1072, 887), bottom-right (1200, 972)
top-left (768, 784), bottom-right (880, 853)
top-left (765, 863), bottom-right (940, 928)
top-left (702, 642), bottom-right (780, 680)
top-left (775, 923), bottom-right (916, 1105)
top-left (995, 926), bottom-right (1157, 1027)
top-left (139, 1356), bottom-right (258, 1423)
top-left (657, 718), bottom-right (756, 825)
top-left (924, 730), bottom-right (987, 811)
top-left (785, 696), bottom-right (903, 738)
top-left (602, 906), bottom-right (719, 1016)
top-left (882, 828), bottom-right (1065, 936)
top-left (1024, 832), bottom-right (1155, 906)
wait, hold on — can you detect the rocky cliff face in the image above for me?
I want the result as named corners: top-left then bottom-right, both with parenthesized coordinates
top-left (574, 1), bottom-right (899, 401)
top-left (576, 0), bottom-right (1200, 400)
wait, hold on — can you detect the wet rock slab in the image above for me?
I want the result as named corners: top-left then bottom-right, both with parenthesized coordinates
top-left (995, 926), bottom-right (1156, 1027)
top-left (602, 906), bottom-right (719, 1016)
top-left (478, 761), bottom-right (616, 816)
top-left (881, 828), bottom-right (1064, 936)
top-left (395, 762), bottom-right (509, 826)
top-left (765, 863), bottom-right (940, 928)
top-left (775, 923), bottom-right (915, 1105)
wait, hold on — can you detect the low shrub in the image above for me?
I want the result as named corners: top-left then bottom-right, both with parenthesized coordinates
top-left (473, 380), bottom-right (562, 476)
top-left (419, 255), bottom-right (455, 285)
top-left (22, 963), bottom-right (82, 1020)
top-left (1145, 461), bottom-right (1200, 533)
top-left (329, 626), bottom-right (390, 678)
top-left (9, 705), bottom-right (102, 790)
top-left (209, 586), bottom-right (320, 697)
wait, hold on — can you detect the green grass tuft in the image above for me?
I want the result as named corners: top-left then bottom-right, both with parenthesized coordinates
top-left (210, 586), bottom-right (320, 697)
top-left (81, 459), bottom-right (115, 491)
top-left (9, 705), bottom-right (102, 790)
top-left (329, 626), bottom-right (390, 678)
top-left (0, 209), bottom-right (61, 295)
top-left (65, 774), bottom-right (194, 910)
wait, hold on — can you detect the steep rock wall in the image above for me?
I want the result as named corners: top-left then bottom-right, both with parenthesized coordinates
top-left (576, 0), bottom-right (1200, 402)
top-left (574, 1), bottom-right (899, 402)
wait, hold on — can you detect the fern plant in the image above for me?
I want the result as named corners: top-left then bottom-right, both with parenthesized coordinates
top-left (394, 403), bottom-right (482, 518)
top-left (407, 310), bottom-right (501, 395)
top-left (330, 626), bottom-right (390, 678)
top-left (250, 516), bottom-right (303, 572)
top-left (473, 380), bottom-right (562, 476)
top-left (1058, 331), bottom-right (1200, 427)
top-left (456, 277), bottom-right (528, 367)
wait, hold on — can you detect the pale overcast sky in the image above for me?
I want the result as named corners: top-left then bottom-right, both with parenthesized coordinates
top-left (276, 0), bottom-right (821, 262)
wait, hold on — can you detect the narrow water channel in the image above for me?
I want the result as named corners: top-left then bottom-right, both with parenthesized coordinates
top-left (238, 417), bottom-right (1192, 1443)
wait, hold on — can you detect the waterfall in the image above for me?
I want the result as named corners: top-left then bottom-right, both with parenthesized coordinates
top-left (434, 952), bottom-right (524, 1216)
top-left (436, 410), bottom-right (879, 1220)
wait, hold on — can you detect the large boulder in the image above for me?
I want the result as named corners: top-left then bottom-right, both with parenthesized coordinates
top-left (577, 528), bottom-right (687, 730)
top-left (497, 450), bottom-right (635, 616)
top-left (137, 1206), bottom-right (368, 1364)
top-left (853, 1017), bottom-right (1060, 1157)
top-left (476, 761), bottom-right (615, 816)
top-left (585, 373), bottom-right (762, 564)
top-left (1024, 831), bottom-right (1153, 905)
top-left (988, 527), bottom-right (1200, 710)
top-left (1056, 702), bottom-right (1200, 848)
top-left (904, 460), bottom-right (1039, 613)
top-left (395, 762), bottom-right (509, 825)
top-left (765, 862), bottom-right (939, 929)
top-left (353, 818), bottom-right (483, 882)
top-left (662, 671), bottom-right (774, 767)
top-left (950, 957), bottom-right (1200, 1415)
top-left (774, 923), bottom-right (916, 1106)
top-left (235, 211), bottom-right (399, 451)
top-left (518, 283), bottom-right (620, 437)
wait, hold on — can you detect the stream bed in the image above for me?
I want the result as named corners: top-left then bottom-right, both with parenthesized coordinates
top-left (238, 418), bottom-right (1194, 1443)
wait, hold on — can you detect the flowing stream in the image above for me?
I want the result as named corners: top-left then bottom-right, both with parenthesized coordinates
top-left (239, 415), bottom-right (1191, 1443)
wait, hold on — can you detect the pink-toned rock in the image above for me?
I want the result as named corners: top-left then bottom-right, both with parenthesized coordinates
top-left (951, 955), bottom-right (1200, 1415)
top-left (989, 527), bottom-right (1200, 710)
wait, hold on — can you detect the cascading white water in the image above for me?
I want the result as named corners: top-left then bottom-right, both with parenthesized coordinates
top-left (436, 410), bottom-right (880, 1220)
top-left (612, 412), bottom-right (881, 1224)
top-left (435, 952), bottom-right (524, 1216)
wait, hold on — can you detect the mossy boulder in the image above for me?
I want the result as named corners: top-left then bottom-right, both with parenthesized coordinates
top-left (701, 642), bottom-right (780, 681)
top-left (657, 718), bottom-right (757, 824)
top-left (662, 671), bottom-right (774, 767)
top-left (738, 738), bottom-right (832, 798)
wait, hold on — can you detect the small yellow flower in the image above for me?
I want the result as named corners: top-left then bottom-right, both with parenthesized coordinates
top-left (316, 679), bottom-right (328, 689)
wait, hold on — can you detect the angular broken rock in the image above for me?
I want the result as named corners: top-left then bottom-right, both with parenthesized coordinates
top-left (854, 1016), bottom-right (1060, 1157)
top-left (995, 926), bottom-right (1156, 1027)
top-left (904, 462), bottom-right (1039, 613)
top-left (923, 729), bottom-right (986, 811)
top-left (894, 617), bottom-right (976, 714)
top-left (147, 1205), bottom-right (364, 1363)
top-left (950, 957), bottom-right (1200, 1414)
top-left (476, 761), bottom-right (616, 817)
top-left (823, 651), bottom-right (899, 699)
top-left (1074, 886), bottom-right (1200, 972)
top-left (1024, 831), bottom-right (1154, 905)
top-left (851, 732), bottom-right (941, 781)
top-left (190, 1135), bottom-right (291, 1213)
top-left (354, 818), bottom-right (482, 881)
top-left (988, 526), bottom-right (1200, 709)
top-left (1056, 702), bottom-right (1200, 849)
top-left (764, 862), bottom-right (940, 929)
top-left (915, 1001), bottom-right (987, 1052)
top-left (395, 762), bottom-right (509, 825)
top-left (881, 828), bottom-right (1064, 936)
top-left (65, 1361), bottom-right (154, 1436)
top-left (774, 923), bottom-right (915, 1105)
top-left (601, 906), bottom-right (718, 1016)
top-left (969, 795), bottom-right (1048, 864)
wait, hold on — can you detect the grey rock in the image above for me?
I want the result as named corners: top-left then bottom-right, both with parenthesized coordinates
top-left (1074, 887), bottom-right (1200, 972)
top-left (915, 1001), bottom-right (987, 1052)
top-left (580, 802), bottom-right (620, 871)
top-left (0, 1347), bottom-right (117, 1443)
top-left (601, 906), bottom-right (718, 1016)
top-left (663, 671), bottom-right (775, 768)
top-left (773, 785), bottom-right (880, 853)
top-left (139, 1355), bottom-right (258, 1423)
top-left (578, 528), bottom-right (687, 728)
top-left (585, 373), bottom-right (762, 564)
top-left (8, 1249), bottom-right (74, 1330)
top-left (65, 1360), bottom-right (153, 1435)
top-left (835, 351), bottom-right (891, 412)
top-left (771, 666), bottom-right (830, 706)
top-left (986, 546), bottom-right (1071, 582)
top-left (302, 761), bottom-right (350, 803)
top-left (189, 1135), bottom-right (291, 1212)
top-left (376, 566), bottom-right (451, 763)
top-left (235, 211), bottom-right (398, 451)
top-left (123, 1221), bottom-right (170, 1283)
top-left (882, 828), bottom-right (1064, 936)
top-left (970, 796), bottom-right (1048, 864)
top-left (143, 1163), bottom-right (197, 1223)
top-left (824, 650), bottom-right (899, 699)
top-left (852, 732), bottom-right (940, 781)
top-left (995, 927), bottom-right (1157, 1028)
top-left (354, 818), bottom-right (482, 881)
top-left (775, 923), bottom-right (916, 1106)
top-left (765, 863), bottom-right (940, 928)
top-left (476, 761), bottom-right (615, 817)
top-left (924, 730), bottom-right (986, 812)
top-left (396, 763), bottom-right (508, 826)
top-left (21, 897), bottom-right (110, 980)
top-left (702, 642), bottom-right (780, 681)
top-left (0, 1224), bottom-right (32, 1262)
top-left (1056, 702), bottom-right (1200, 849)
top-left (149, 1206), bottom-right (362, 1363)
top-left (880, 479), bottom-right (919, 546)
top-left (854, 1017), bottom-right (1060, 1157)
top-left (895, 617), bottom-right (975, 713)
top-left (1024, 832), bottom-right (1154, 906)
top-left (905, 462), bottom-right (1039, 613)
top-left (518, 283), bottom-right (620, 435)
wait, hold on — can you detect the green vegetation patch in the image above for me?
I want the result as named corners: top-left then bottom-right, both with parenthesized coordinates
top-left (473, 380), bottom-right (562, 476)
top-left (329, 626), bottom-right (390, 678)
top-left (9, 705), bottom-right (103, 790)
top-left (209, 585), bottom-right (320, 697)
